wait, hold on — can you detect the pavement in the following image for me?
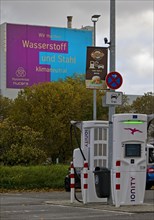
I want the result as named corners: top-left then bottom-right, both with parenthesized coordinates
top-left (46, 200), bottom-right (154, 213)
top-left (1, 191), bottom-right (153, 220)
top-left (45, 191), bottom-right (154, 214)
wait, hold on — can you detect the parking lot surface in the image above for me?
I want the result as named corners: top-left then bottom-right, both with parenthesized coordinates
top-left (0, 190), bottom-right (153, 220)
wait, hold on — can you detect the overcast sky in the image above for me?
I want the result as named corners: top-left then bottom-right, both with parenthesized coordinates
top-left (0, 0), bottom-right (153, 95)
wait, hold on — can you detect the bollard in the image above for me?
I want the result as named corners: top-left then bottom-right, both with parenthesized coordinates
top-left (83, 161), bottom-right (88, 204)
top-left (115, 160), bottom-right (121, 207)
top-left (70, 161), bottom-right (75, 203)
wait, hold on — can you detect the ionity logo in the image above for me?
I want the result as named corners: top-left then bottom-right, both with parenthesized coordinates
top-left (124, 128), bottom-right (143, 135)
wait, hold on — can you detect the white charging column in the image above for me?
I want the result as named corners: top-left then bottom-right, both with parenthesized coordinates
top-left (111, 114), bottom-right (147, 207)
top-left (73, 120), bottom-right (109, 203)
top-left (81, 121), bottom-right (109, 202)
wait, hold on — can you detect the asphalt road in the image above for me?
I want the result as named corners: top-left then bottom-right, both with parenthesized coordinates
top-left (0, 190), bottom-right (154, 220)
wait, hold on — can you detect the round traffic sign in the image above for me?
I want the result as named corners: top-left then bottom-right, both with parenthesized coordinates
top-left (105, 71), bottom-right (123, 90)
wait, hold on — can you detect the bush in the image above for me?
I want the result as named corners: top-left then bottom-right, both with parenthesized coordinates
top-left (0, 165), bottom-right (69, 190)
top-left (2, 144), bottom-right (47, 165)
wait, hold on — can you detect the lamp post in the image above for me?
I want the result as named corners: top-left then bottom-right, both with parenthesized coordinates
top-left (108, 0), bottom-right (116, 205)
top-left (91, 15), bottom-right (101, 120)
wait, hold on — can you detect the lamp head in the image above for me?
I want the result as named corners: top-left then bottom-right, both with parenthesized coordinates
top-left (91, 15), bottom-right (101, 22)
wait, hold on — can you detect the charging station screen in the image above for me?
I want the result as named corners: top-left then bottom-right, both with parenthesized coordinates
top-left (125, 144), bottom-right (141, 157)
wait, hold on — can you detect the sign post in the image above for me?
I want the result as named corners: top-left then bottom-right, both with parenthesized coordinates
top-left (107, 0), bottom-right (116, 205)
top-left (106, 71), bottom-right (123, 205)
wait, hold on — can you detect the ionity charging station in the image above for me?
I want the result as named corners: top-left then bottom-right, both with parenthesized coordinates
top-left (111, 114), bottom-right (147, 207)
top-left (68, 0), bottom-right (149, 208)
top-left (72, 120), bottom-right (109, 203)
top-left (71, 114), bottom-right (148, 207)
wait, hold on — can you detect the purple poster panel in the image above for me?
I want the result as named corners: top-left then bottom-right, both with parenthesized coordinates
top-left (6, 24), bottom-right (68, 88)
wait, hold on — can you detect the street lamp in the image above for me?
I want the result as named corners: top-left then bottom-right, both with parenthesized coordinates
top-left (91, 15), bottom-right (101, 46)
top-left (91, 14), bottom-right (101, 120)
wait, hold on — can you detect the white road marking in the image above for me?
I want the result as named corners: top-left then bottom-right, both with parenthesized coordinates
top-left (47, 204), bottom-right (134, 215)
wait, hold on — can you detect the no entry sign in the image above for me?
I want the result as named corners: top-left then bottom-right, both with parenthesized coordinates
top-left (105, 71), bottom-right (123, 90)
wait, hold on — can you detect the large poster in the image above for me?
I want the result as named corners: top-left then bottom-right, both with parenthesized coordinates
top-left (6, 23), bottom-right (92, 88)
top-left (86, 47), bottom-right (108, 89)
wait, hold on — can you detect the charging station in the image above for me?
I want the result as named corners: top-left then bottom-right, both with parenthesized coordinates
top-left (72, 120), bottom-right (109, 203)
top-left (111, 114), bottom-right (147, 207)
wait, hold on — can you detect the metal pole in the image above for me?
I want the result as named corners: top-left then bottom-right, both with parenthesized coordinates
top-left (93, 21), bottom-right (96, 46)
top-left (93, 21), bottom-right (97, 120)
top-left (93, 88), bottom-right (97, 120)
top-left (91, 15), bottom-right (100, 120)
top-left (108, 0), bottom-right (116, 205)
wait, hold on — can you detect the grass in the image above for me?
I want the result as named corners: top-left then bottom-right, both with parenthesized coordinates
top-left (0, 165), bottom-right (69, 191)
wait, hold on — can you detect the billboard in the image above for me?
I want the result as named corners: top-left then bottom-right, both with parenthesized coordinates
top-left (6, 23), bottom-right (92, 88)
top-left (86, 47), bottom-right (108, 89)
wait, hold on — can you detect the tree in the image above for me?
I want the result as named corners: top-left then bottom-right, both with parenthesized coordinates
top-left (0, 121), bottom-right (47, 165)
top-left (8, 77), bottom-right (104, 162)
top-left (131, 92), bottom-right (154, 140)
top-left (116, 95), bottom-right (132, 113)
top-left (131, 92), bottom-right (154, 115)
top-left (2, 75), bottom-right (152, 163)
top-left (0, 95), bottom-right (13, 120)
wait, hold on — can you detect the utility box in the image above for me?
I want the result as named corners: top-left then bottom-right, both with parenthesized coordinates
top-left (94, 167), bottom-right (110, 198)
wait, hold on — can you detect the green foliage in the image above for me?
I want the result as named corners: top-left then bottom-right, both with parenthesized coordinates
top-left (116, 95), bottom-right (132, 113)
top-left (0, 95), bottom-right (13, 120)
top-left (0, 120), bottom-right (44, 149)
top-left (0, 76), bottom-right (153, 164)
top-left (130, 93), bottom-right (154, 141)
top-left (131, 92), bottom-right (154, 114)
top-left (0, 121), bottom-right (46, 165)
top-left (2, 144), bottom-right (47, 166)
top-left (0, 165), bottom-right (69, 189)
top-left (7, 77), bottom-right (107, 162)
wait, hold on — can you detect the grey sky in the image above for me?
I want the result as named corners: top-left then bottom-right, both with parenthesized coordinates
top-left (0, 0), bottom-right (153, 95)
